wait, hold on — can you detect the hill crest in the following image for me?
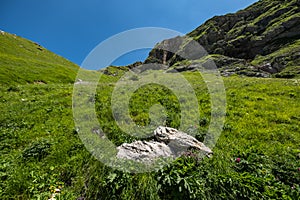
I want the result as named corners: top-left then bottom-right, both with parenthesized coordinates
top-left (0, 30), bottom-right (79, 85)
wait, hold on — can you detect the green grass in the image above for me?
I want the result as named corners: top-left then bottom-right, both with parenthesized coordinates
top-left (251, 39), bottom-right (300, 78)
top-left (251, 39), bottom-right (300, 64)
top-left (1, 72), bottom-right (299, 199)
top-left (0, 27), bottom-right (300, 199)
top-left (0, 32), bottom-right (79, 86)
top-left (275, 66), bottom-right (300, 78)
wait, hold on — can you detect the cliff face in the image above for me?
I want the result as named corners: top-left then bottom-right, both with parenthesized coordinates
top-left (145, 0), bottom-right (300, 78)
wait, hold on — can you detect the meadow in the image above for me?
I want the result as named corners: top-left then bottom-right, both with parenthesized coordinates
top-left (0, 70), bottom-right (299, 199)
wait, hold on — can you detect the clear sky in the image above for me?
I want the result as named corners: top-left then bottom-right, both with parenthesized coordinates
top-left (0, 0), bottom-right (258, 66)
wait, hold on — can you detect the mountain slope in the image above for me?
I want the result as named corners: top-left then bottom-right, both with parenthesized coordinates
top-left (0, 31), bottom-right (79, 86)
top-left (145, 0), bottom-right (300, 78)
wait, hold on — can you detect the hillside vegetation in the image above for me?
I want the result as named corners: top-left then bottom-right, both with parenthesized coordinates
top-left (0, 31), bottom-right (79, 86)
top-left (1, 0), bottom-right (300, 199)
top-left (1, 71), bottom-right (299, 199)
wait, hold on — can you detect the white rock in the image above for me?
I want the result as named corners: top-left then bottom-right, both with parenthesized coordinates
top-left (116, 126), bottom-right (212, 162)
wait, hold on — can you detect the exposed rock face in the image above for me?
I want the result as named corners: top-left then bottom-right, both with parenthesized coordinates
top-left (116, 126), bottom-right (212, 162)
top-left (117, 141), bottom-right (173, 162)
top-left (145, 0), bottom-right (300, 78)
top-left (145, 36), bottom-right (185, 65)
top-left (154, 126), bottom-right (212, 155)
top-left (189, 0), bottom-right (300, 60)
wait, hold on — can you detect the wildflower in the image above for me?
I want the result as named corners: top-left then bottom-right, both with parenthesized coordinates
top-left (236, 158), bottom-right (241, 163)
top-left (55, 188), bottom-right (61, 193)
top-left (48, 193), bottom-right (56, 200)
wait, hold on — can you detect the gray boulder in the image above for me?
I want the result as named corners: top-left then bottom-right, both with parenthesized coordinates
top-left (154, 126), bottom-right (213, 155)
top-left (116, 126), bottom-right (212, 162)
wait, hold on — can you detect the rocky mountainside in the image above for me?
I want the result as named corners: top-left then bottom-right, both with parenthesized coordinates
top-left (145, 0), bottom-right (300, 78)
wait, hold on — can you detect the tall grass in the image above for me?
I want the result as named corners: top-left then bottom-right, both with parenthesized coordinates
top-left (0, 72), bottom-right (299, 199)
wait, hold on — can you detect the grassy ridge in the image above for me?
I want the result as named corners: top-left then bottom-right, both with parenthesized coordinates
top-left (0, 73), bottom-right (299, 199)
top-left (0, 32), bottom-right (79, 86)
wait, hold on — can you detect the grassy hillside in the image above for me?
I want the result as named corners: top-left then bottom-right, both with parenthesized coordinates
top-left (0, 71), bottom-right (299, 199)
top-left (0, 31), bottom-right (79, 86)
top-left (1, 0), bottom-right (300, 198)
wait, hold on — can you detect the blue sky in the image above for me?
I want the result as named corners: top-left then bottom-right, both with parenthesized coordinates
top-left (0, 0), bottom-right (258, 67)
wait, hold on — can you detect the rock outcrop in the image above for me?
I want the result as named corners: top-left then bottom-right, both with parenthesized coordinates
top-left (116, 126), bottom-right (212, 162)
top-left (144, 0), bottom-right (300, 78)
top-left (154, 126), bottom-right (212, 154)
